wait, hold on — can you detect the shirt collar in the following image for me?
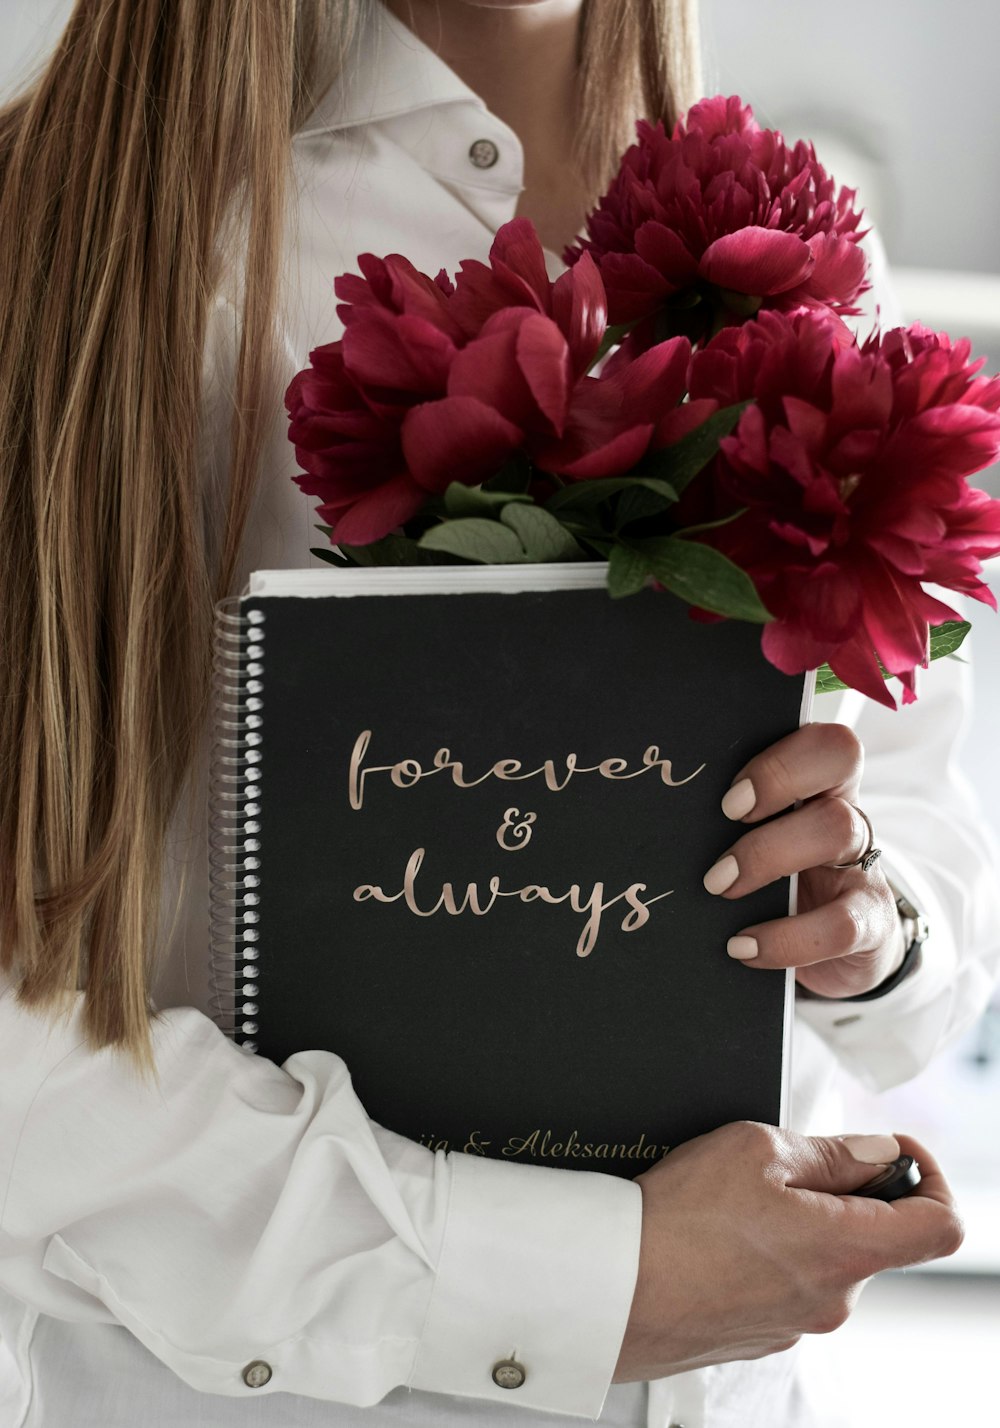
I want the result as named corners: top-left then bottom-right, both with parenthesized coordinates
top-left (297, 3), bottom-right (487, 137)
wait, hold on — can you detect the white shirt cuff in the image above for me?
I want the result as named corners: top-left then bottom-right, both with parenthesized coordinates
top-left (409, 1151), bottom-right (642, 1418)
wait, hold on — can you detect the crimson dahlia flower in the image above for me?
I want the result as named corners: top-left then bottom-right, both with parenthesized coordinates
top-left (568, 97), bottom-right (868, 346)
top-left (683, 311), bottom-right (1000, 706)
top-left (287, 221), bottom-right (710, 544)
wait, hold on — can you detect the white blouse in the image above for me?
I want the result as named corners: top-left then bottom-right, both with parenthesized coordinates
top-left (2, 8), bottom-right (998, 1428)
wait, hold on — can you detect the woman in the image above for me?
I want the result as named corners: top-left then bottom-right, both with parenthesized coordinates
top-left (0, 3), bottom-right (995, 1426)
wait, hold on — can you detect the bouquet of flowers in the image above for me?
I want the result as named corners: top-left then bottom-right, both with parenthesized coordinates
top-left (284, 96), bottom-right (1000, 708)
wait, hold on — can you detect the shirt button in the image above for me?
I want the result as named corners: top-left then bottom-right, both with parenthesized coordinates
top-left (492, 1358), bottom-right (527, 1390)
top-left (469, 138), bottom-right (500, 170)
top-left (242, 1360), bottom-right (273, 1388)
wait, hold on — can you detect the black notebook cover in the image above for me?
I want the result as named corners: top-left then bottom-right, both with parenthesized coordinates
top-left (209, 565), bottom-right (811, 1178)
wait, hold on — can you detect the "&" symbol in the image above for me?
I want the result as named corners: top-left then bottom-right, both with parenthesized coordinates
top-left (496, 807), bottom-right (537, 851)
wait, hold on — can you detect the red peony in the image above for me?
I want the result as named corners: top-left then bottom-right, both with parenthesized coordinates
top-left (287, 220), bottom-right (711, 544)
top-left (684, 311), bottom-right (1000, 706)
top-left (332, 218), bottom-right (606, 361)
top-left (567, 97), bottom-right (868, 346)
top-left (285, 101), bottom-right (1000, 710)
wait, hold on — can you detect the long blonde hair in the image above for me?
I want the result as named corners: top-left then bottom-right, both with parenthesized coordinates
top-left (0, 0), bottom-right (701, 1074)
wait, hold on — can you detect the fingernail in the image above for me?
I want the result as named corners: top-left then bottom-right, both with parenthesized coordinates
top-left (727, 935), bottom-right (758, 960)
top-left (703, 854), bottom-right (739, 895)
top-left (722, 778), bottom-right (756, 820)
top-left (839, 1133), bottom-right (901, 1165)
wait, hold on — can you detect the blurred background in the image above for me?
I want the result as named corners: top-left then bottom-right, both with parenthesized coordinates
top-left (1, 1), bottom-right (997, 1422)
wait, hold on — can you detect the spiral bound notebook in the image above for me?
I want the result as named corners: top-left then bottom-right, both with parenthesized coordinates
top-left (209, 565), bottom-right (813, 1177)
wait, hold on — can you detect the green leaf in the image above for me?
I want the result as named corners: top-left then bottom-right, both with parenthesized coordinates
top-left (443, 482), bottom-right (533, 518)
top-left (339, 535), bottom-right (449, 566)
top-left (814, 620), bottom-right (972, 694)
top-left (614, 484), bottom-right (679, 530)
top-left (483, 455), bottom-right (533, 494)
top-left (928, 619), bottom-right (972, 660)
top-left (634, 402), bottom-right (750, 496)
top-left (418, 518), bottom-right (529, 563)
top-left (545, 475), bottom-right (678, 516)
top-left (309, 546), bottom-right (351, 568)
top-left (813, 664), bottom-right (848, 695)
top-left (631, 536), bottom-right (771, 622)
top-left (499, 502), bottom-right (585, 561)
top-left (574, 532), bottom-right (615, 559)
top-left (607, 544), bottom-right (650, 598)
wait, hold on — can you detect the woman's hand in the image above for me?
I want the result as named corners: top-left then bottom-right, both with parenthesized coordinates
top-left (702, 723), bottom-right (907, 999)
top-left (614, 1124), bottom-right (963, 1382)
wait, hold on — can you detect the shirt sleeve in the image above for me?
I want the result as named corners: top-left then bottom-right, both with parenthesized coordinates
top-left (798, 618), bottom-right (1000, 1091)
top-left (0, 977), bottom-right (641, 1416)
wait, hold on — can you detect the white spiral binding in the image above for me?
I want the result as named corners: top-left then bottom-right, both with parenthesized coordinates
top-left (208, 599), bottom-right (266, 1053)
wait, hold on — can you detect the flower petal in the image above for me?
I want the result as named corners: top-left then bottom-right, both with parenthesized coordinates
top-left (789, 561), bottom-right (863, 642)
top-left (888, 405), bottom-right (1000, 481)
top-left (594, 251), bottom-right (674, 322)
top-left (633, 221), bottom-right (700, 285)
top-left (655, 397), bottom-right (720, 446)
top-left (490, 217), bottom-right (552, 309)
top-left (602, 335), bottom-right (693, 424)
top-left (315, 475), bottom-right (428, 546)
top-left (759, 618), bottom-right (833, 675)
top-left (829, 345), bottom-right (893, 433)
top-left (700, 228), bottom-right (814, 296)
top-left (804, 232), bottom-right (868, 308)
top-left (342, 310), bottom-right (455, 395)
top-left (781, 396), bottom-right (828, 452)
top-left (552, 251), bottom-right (608, 375)
top-left (447, 326), bottom-right (535, 429)
top-left (681, 95), bottom-right (758, 141)
top-left (543, 423), bottom-right (655, 480)
top-left (858, 559), bottom-right (929, 674)
top-left (515, 314), bottom-right (572, 436)
top-left (826, 634), bottom-right (898, 709)
top-left (401, 396), bottom-right (523, 491)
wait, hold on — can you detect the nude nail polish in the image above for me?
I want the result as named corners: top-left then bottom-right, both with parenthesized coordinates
top-left (703, 854), bottom-right (739, 895)
top-left (727, 935), bottom-right (758, 960)
top-left (721, 778), bottom-right (756, 820)
top-left (839, 1133), bottom-right (901, 1165)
